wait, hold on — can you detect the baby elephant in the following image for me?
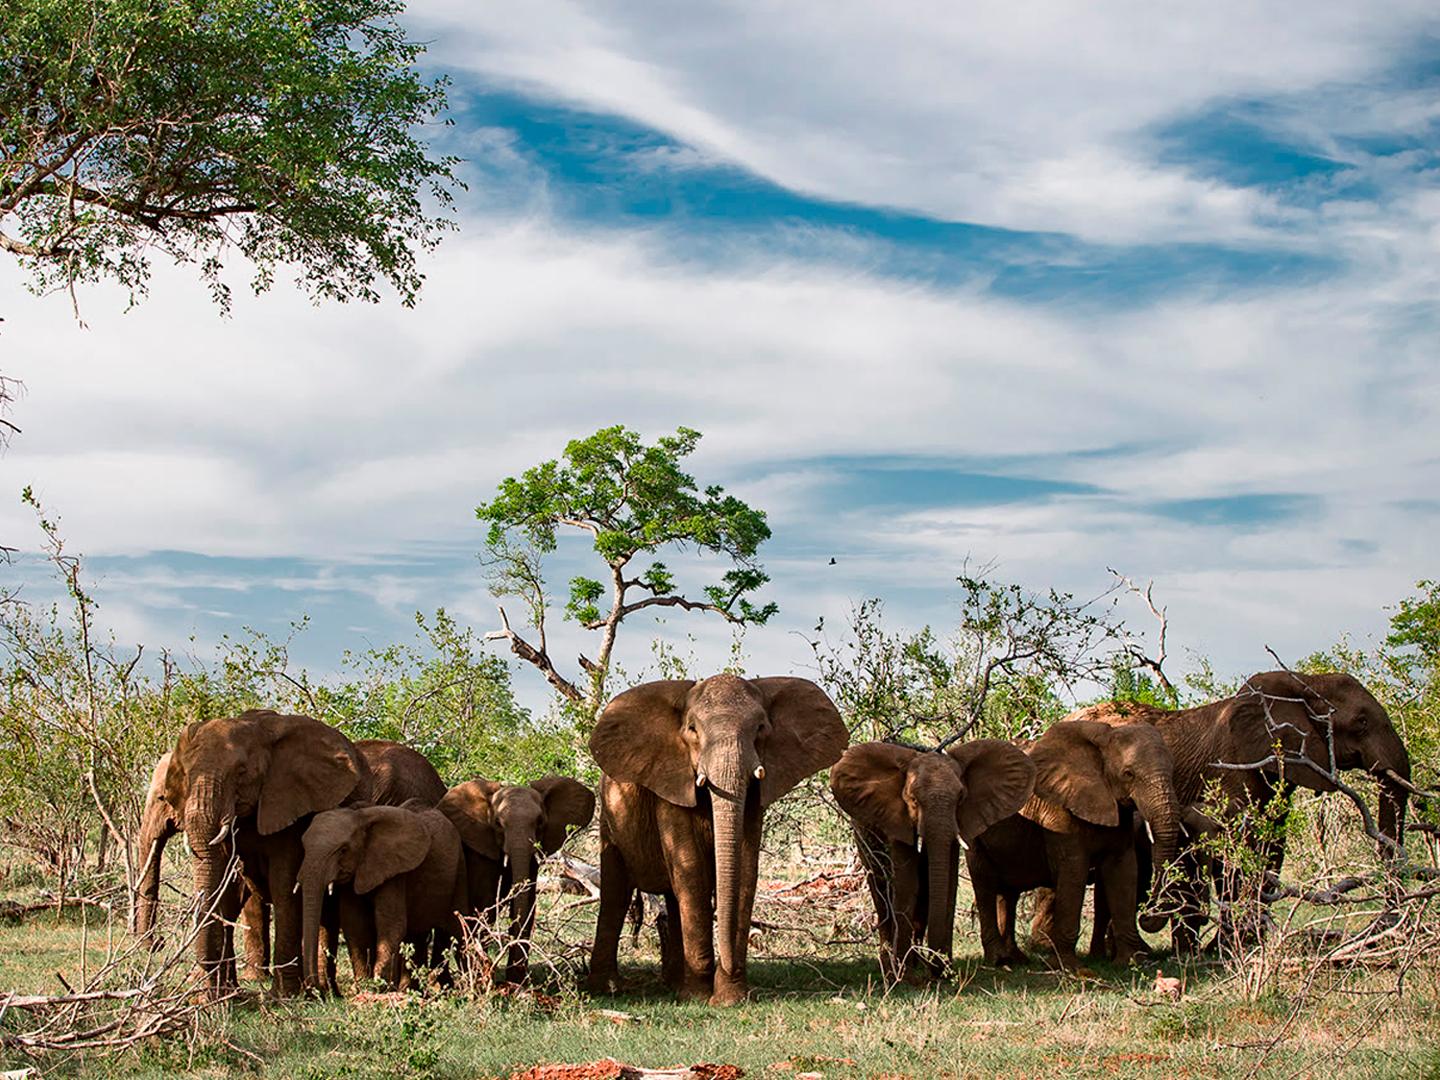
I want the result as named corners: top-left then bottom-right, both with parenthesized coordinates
top-left (438, 775), bottom-right (594, 984)
top-left (299, 802), bottom-right (466, 991)
top-left (831, 740), bottom-right (1036, 982)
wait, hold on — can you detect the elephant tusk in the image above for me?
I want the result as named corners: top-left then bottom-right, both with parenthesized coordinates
top-left (327, 882), bottom-right (334, 896)
top-left (753, 765), bottom-right (765, 780)
top-left (915, 834), bottom-right (923, 855)
top-left (1145, 819), bottom-right (1155, 844)
top-left (696, 773), bottom-right (708, 788)
top-left (1381, 768), bottom-right (1438, 799)
top-left (210, 818), bottom-right (233, 846)
top-left (957, 835), bottom-right (968, 851)
top-left (293, 880), bottom-right (301, 895)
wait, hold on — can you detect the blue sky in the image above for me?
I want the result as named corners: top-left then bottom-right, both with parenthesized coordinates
top-left (3, 2), bottom-right (1438, 712)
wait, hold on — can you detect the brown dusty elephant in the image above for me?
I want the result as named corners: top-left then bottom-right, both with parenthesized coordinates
top-left (156, 710), bottom-right (376, 995)
top-left (438, 775), bottom-right (594, 984)
top-left (1068, 671), bottom-right (1415, 951)
top-left (586, 674), bottom-right (847, 1005)
top-left (299, 803), bottom-right (466, 990)
top-left (133, 750), bottom-right (269, 981)
top-left (966, 720), bottom-right (1182, 970)
top-left (139, 727), bottom-right (447, 993)
top-left (830, 740), bottom-right (1035, 982)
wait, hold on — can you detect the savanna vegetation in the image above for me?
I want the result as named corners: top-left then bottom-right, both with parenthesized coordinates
top-left (0, 427), bottom-right (1437, 1078)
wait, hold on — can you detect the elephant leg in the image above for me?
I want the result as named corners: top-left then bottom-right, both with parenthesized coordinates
top-left (887, 846), bottom-right (920, 982)
top-left (586, 842), bottom-right (634, 995)
top-left (1042, 842), bottom-right (1087, 970)
top-left (997, 892), bottom-right (1028, 965)
top-left (371, 884), bottom-right (407, 989)
top-left (673, 872), bottom-right (717, 1002)
top-left (969, 868), bottom-right (1008, 967)
top-left (1090, 880), bottom-right (1114, 960)
top-left (1100, 850), bottom-right (1146, 966)
top-left (320, 892), bottom-right (341, 995)
top-left (856, 831), bottom-right (900, 979)
top-left (239, 887), bottom-right (268, 982)
top-left (267, 837), bottom-right (304, 996)
top-left (711, 799), bottom-right (762, 1006)
top-left (627, 891), bottom-right (646, 946)
top-left (1030, 887), bottom-right (1057, 957)
top-left (660, 893), bottom-right (684, 989)
top-left (218, 877), bottom-right (244, 989)
top-left (339, 895), bottom-right (374, 990)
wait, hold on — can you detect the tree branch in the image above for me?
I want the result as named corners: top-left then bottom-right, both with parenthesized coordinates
top-left (484, 605), bottom-right (581, 703)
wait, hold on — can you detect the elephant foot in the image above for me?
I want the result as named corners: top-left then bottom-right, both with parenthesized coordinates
top-left (1042, 951), bottom-right (1081, 973)
top-left (709, 977), bottom-right (748, 1006)
top-left (586, 969), bottom-right (624, 995)
top-left (677, 974), bottom-right (715, 1002)
top-left (1112, 944), bottom-right (1150, 968)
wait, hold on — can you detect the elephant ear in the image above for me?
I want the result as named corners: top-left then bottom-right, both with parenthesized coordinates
top-left (438, 780), bottom-right (502, 860)
top-left (590, 680), bottom-right (697, 807)
top-left (1225, 672), bottom-right (1332, 787)
top-left (256, 712), bottom-right (363, 836)
top-left (830, 742), bottom-right (916, 842)
top-left (354, 807), bottom-right (432, 895)
top-left (1027, 721), bottom-right (1120, 828)
top-left (945, 739), bottom-right (1037, 841)
top-left (752, 677), bottom-right (849, 808)
top-left (531, 776), bottom-right (596, 855)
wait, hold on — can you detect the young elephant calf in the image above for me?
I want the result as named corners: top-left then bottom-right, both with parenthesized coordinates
top-left (299, 802), bottom-right (467, 991)
top-left (438, 775), bottom-right (594, 984)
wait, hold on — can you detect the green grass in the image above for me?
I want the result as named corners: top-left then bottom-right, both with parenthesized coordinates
top-left (3, 897), bottom-right (1438, 1080)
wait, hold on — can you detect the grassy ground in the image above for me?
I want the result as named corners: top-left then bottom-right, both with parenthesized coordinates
top-left (3, 877), bottom-right (1438, 1080)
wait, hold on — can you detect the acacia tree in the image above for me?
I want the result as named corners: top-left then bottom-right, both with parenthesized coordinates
top-left (1, 0), bottom-right (458, 310)
top-left (476, 426), bottom-right (777, 720)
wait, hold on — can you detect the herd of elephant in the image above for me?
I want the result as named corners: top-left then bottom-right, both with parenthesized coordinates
top-left (134, 670), bottom-right (1418, 1007)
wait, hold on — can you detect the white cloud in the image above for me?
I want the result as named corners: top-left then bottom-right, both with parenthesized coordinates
top-left (2, 204), bottom-right (1433, 693)
top-left (409, 0), bottom-right (1440, 242)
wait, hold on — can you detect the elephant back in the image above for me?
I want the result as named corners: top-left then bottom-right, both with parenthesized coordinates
top-left (357, 740), bottom-right (448, 806)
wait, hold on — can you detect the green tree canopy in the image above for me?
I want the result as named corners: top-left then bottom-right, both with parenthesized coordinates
top-left (0, 0), bottom-right (458, 309)
top-left (476, 425), bottom-right (777, 718)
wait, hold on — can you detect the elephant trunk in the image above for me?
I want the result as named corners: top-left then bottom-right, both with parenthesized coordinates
top-left (1373, 731), bottom-right (1411, 851)
top-left (1135, 777), bottom-right (1183, 934)
top-left (922, 810), bottom-right (957, 964)
top-left (299, 853), bottom-right (338, 990)
top-left (183, 775), bottom-right (234, 989)
top-left (133, 806), bottom-right (175, 939)
top-left (507, 837), bottom-right (538, 980)
top-left (704, 739), bottom-right (755, 981)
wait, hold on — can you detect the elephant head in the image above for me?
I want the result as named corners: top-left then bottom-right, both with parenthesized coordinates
top-left (831, 740), bottom-right (1035, 962)
top-left (133, 751), bottom-right (178, 939)
top-left (298, 805), bottom-right (433, 986)
top-left (439, 775), bottom-right (594, 967)
top-left (590, 675), bottom-right (847, 982)
top-left (1226, 672), bottom-right (1412, 845)
top-left (164, 710), bottom-right (367, 982)
top-left (1027, 720), bottom-right (1183, 934)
